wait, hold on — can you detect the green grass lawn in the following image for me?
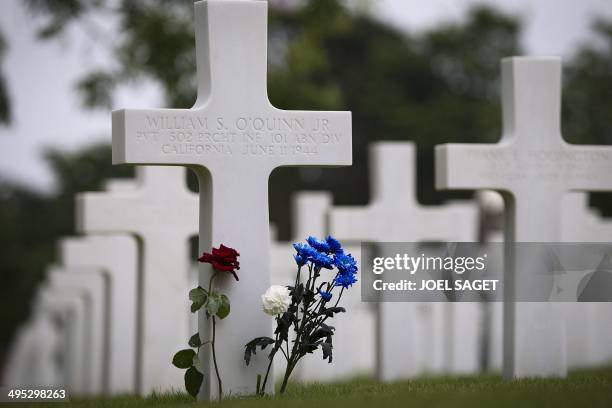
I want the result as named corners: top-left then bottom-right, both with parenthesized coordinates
top-left (22, 367), bottom-right (612, 408)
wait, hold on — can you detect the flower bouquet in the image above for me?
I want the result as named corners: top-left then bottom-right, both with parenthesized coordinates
top-left (245, 235), bottom-right (358, 394)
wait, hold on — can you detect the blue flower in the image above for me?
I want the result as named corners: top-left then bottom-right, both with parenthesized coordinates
top-left (335, 272), bottom-right (358, 288)
top-left (326, 235), bottom-right (343, 254)
top-left (294, 254), bottom-right (306, 267)
top-left (318, 290), bottom-right (333, 301)
top-left (307, 236), bottom-right (330, 253)
top-left (293, 242), bottom-right (318, 259)
top-left (293, 242), bottom-right (333, 268)
top-left (311, 251), bottom-right (334, 269)
top-left (334, 252), bottom-right (358, 276)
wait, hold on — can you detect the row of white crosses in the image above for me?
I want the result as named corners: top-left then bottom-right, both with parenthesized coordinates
top-left (5, 0), bottom-right (612, 400)
top-left (3, 166), bottom-right (199, 396)
top-left (4, 289), bottom-right (78, 391)
top-left (60, 235), bottom-right (138, 393)
top-left (46, 265), bottom-right (108, 394)
top-left (77, 166), bottom-right (198, 393)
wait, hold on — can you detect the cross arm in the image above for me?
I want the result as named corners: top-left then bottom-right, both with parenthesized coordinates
top-left (76, 191), bottom-right (136, 234)
top-left (329, 207), bottom-right (378, 242)
top-left (266, 109), bottom-right (352, 168)
top-left (113, 107), bottom-right (351, 172)
top-left (435, 143), bottom-right (512, 192)
top-left (112, 108), bottom-right (198, 166)
top-left (562, 144), bottom-right (612, 191)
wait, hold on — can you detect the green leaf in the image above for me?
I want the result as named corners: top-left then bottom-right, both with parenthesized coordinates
top-left (172, 349), bottom-right (196, 369)
top-left (189, 287), bottom-right (208, 313)
top-left (184, 366), bottom-right (204, 398)
top-left (217, 294), bottom-right (230, 319)
top-left (206, 292), bottom-right (221, 316)
top-left (188, 333), bottom-right (202, 348)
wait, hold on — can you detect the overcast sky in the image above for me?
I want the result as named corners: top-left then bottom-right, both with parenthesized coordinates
top-left (0, 0), bottom-right (611, 192)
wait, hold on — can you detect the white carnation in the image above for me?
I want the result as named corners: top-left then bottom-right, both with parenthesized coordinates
top-left (261, 285), bottom-right (291, 316)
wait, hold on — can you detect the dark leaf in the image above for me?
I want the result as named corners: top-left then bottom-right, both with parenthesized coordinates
top-left (274, 311), bottom-right (293, 342)
top-left (188, 333), bottom-right (202, 348)
top-left (299, 343), bottom-right (319, 356)
top-left (244, 337), bottom-right (275, 366)
top-left (172, 349), bottom-right (195, 369)
top-left (184, 366), bottom-right (204, 398)
top-left (310, 323), bottom-right (335, 342)
top-left (321, 342), bottom-right (333, 363)
top-left (317, 307), bottom-right (346, 318)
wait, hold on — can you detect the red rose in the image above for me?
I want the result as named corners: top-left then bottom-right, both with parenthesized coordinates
top-left (198, 244), bottom-right (240, 281)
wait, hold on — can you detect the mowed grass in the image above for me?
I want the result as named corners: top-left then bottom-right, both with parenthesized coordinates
top-left (21, 367), bottom-right (612, 408)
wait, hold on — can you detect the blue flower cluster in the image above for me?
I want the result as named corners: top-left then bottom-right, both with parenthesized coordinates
top-left (293, 235), bottom-right (358, 290)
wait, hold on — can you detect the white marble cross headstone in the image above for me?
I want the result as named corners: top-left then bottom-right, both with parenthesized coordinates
top-left (76, 166), bottom-right (198, 394)
top-left (36, 289), bottom-right (88, 393)
top-left (292, 192), bottom-right (333, 241)
top-left (562, 193), bottom-right (612, 241)
top-left (60, 235), bottom-right (138, 394)
top-left (332, 142), bottom-right (476, 242)
top-left (3, 320), bottom-right (43, 388)
top-left (3, 292), bottom-right (66, 390)
top-left (561, 193), bottom-right (612, 369)
top-left (330, 142), bottom-right (479, 381)
top-left (435, 57), bottom-right (612, 378)
top-left (112, 0), bottom-right (352, 399)
top-left (47, 266), bottom-right (108, 395)
top-left (475, 190), bottom-right (506, 373)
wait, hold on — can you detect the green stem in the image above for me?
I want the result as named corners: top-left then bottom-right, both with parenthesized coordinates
top-left (259, 330), bottom-right (280, 395)
top-left (280, 359), bottom-right (297, 394)
top-left (284, 281), bottom-right (314, 390)
top-left (208, 271), bottom-right (218, 294)
top-left (211, 316), bottom-right (223, 401)
top-left (303, 287), bottom-right (345, 344)
top-left (259, 351), bottom-right (275, 396)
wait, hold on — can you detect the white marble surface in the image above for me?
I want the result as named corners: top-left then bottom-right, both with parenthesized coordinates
top-left (60, 235), bottom-right (138, 394)
top-left (47, 267), bottom-right (107, 395)
top-left (111, 0), bottom-right (352, 399)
